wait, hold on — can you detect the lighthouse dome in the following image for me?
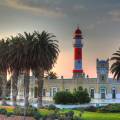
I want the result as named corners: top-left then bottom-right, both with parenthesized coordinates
top-left (74, 27), bottom-right (82, 39)
top-left (75, 27), bottom-right (82, 34)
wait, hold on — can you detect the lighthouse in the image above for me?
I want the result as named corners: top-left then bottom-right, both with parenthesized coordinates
top-left (73, 27), bottom-right (84, 78)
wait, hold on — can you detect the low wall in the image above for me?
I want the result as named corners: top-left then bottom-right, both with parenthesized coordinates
top-left (55, 104), bottom-right (96, 109)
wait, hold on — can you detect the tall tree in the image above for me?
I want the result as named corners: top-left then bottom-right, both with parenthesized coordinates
top-left (110, 48), bottom-right (120, 80)
top-left (8, 32), bottom-right (35, 107)
top-left (0, 39), bottom-right (9, 105)
top-left (7, 36), bottom-right (20, 106)
top-left (31, 31), bottom-right (59, 108)
top-left (8, 36), bottom-right (24, 106)
top-left (18, 32), bottom-right (35, 107)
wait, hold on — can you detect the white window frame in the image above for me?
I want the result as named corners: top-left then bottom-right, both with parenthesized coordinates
top-left (100, 87), bottom-right (106, 99)
top-left (52, 87), bottom-right (58, 97)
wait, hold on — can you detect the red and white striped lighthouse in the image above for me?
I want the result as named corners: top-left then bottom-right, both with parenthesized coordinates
top-left (73, 27), bottom-right (83, 78)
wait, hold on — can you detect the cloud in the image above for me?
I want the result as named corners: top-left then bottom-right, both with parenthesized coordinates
top-left (108, 10), bottom-right (120, 22)
top-left (5, 0), bottom-right (65, 17)
top-left (86, 18), bottom-right (107, 30)
top-left (86, 9), bottom-right (120, 30)
top-left (73, 4), bottom-right (86, 11)
top-left (5, 0), bottom-right (85, 17)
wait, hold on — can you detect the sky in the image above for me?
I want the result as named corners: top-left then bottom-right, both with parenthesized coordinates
top-left (0, 0), bottom-right (120, 78)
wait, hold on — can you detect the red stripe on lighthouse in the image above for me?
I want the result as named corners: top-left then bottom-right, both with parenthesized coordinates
top-left (73, 70), bottom-right (83, 73)
top-left (74, 48), bottom-right (82, 59)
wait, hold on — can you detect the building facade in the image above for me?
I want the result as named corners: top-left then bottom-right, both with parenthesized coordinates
top-left (17, 27), bottom-right (120, 105)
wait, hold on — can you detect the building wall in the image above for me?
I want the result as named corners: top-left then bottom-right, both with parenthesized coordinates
top-left (17, 74), bottom-right (120, 104)
top-left (42, 77), bottom-right (120, 104)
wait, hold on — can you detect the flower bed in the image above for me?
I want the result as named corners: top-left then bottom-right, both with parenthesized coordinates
top-left (0, 115), bottom-right (35, 120)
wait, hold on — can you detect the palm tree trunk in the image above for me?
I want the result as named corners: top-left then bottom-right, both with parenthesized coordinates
top-left (24, 70), bottom-right (30, 107)
top-left (36, 70), bottom-right (44, 108)
top-left (1, 72), bottom-right (7, 105)
top-left (11, 72), bottom-right (18, 106)
top-left (37, 78), bottom-right (43, 108)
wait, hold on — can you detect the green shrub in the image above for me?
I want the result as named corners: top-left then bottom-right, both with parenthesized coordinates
top-left (6, 112), bottom-right (14, 117)
top-left (98, 104), bottom-right (120, 113)
top-left (85, 106), bottom-right (97, 112)
top-left (0, 108), bottom-right (7, 115)
top-left (53, 91), bottom-right (74, 104)
top-left (74, 116), bottom-right (83, 120)
top-left (14, 106), bottom-right (42, 119)
top-left (14, 106), bottom-right (38, 116)
top-left (26, 106), bottom-right (38, 116)
top-left (47, 113), bottom-right (58, 119)
top-left (73, 87), bottom-right (91, 104)
top-left (14, 106), bottom-right (24, 116)
top-left (33, 112), bottom-right (41, 120)
top-left (53, 86), bottom-right (90, 104)
top-left (65, 110), bottom-right (74, 117)
top-left (48, 104), bottom-right (56, 110)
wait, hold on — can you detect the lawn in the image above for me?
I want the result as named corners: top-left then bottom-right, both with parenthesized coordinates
top-left (59, 110), bottom-right (120, 120)
top-left (82, 112), bottom-right (120, 120)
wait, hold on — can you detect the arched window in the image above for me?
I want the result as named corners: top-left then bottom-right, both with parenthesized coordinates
top-left (90, 88), bottom-right (94, 98)
top-left (112, 88), bottom-right (116, 99)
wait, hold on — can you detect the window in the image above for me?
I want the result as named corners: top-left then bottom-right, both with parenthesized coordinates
top-left (90, 88), bottom-right (94, 98)
top-left (100, 88), bottom-right (106, 99)
top-left (31, 88), bottom-right (34, 97)
top-left (42, 89), bottom-right (46, 97)
top-left (101, 76), bottom-right (104, 81)
top-left (52, 87), bottom-right (58, 96)
top-left (34, 87), bottom-right (38, 98)
top-left (112, 88), bottom-right (116, 99)
top-left (50, 88), bottom-right (52, 97)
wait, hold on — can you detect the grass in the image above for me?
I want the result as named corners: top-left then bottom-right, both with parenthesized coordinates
top-left (38, 109), bottom-right (54, 116)
top-left (82, 112), bottom-right (120, 120)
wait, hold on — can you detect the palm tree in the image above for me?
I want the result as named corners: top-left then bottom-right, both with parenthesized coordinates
top-left (4, 30), bottom-right (59, 109)
top-left (8, 32), bottom-right (35, 107)
top-left (7, 36), bottom-right (20, 106)
top-left (45, 71), bottom-right (58, 79)
top-left (110, 48), bottom-right (120, 80)
top-left (31, 31), bottom-right (59, 108)
top-left (0, 39), bottom-right (10, 105)
top-left (17, 32), bottom-right (35, 107)
top-left (7, 36), bottom-right (23, 106)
